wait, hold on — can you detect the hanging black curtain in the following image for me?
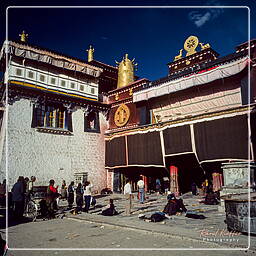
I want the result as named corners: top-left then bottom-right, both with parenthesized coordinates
top-left (163, 125), bottom-right (192, 155)
top-left (194, 115), bottom-right (249, 162)
top-left (127, 131), bottom-right (163, 166)
top-left (105, 136), bottom-right (126, 167)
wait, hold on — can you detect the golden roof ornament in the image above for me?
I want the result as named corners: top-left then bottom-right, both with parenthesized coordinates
top-left (174, 49), bottom-right (183, 61)
top-left (115, 53), bottom-right (137, 89)
top-left (199, 42), bottom-right (211, 50)
top-left (19, 30), bottom-right (28, 43)
top-left (86, 45), bottom-right (94, 62)
top-left (172, 36), bottom-right (212, 61)
top-left (184, 35), bottom-right (199, 56)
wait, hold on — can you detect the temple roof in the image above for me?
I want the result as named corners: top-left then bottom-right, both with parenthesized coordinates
top-left (0, 40), bottom-right (103, 77)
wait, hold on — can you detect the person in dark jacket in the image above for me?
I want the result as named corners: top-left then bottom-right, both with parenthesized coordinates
top-left (203, 187), bottom-right (219, 205)
top-left (163, 193), bottom-right (187, 216)
top-left (75, 183), bottom-right (83, 212)
top-left (191, 182), bottom-right (198, 196)
top-left (11, 176), bottom-right (25, 219)
top-left (67, 181), bottom-right (75, 209)
top-left (101, 199), bottom-right (118, 216)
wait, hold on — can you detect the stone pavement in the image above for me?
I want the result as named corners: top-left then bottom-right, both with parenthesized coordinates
top-left (64, 192), bottom-right (255, 251)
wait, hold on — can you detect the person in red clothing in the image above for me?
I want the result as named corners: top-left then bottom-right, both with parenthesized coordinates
top-left (46, 179), bottom-right (58, 218)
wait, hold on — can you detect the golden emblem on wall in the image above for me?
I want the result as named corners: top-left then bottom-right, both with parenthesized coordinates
top-left (184, 35), bottom-right (199, 56)
top-left (114, 104), bottom-right (130, 127)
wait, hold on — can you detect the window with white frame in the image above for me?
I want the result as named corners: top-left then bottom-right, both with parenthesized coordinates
top-left (50, 77), bottom-right (56, 85)
top-left (60, 80), bottom-right (66, 87)
top-left (16, 68), bottom-right (22, 76)
top-left (70, 82), bottom-right (75, 89)
top-left (28, 71), bottom-right (34, 79)
top-left (39, 74), bottom-right (45, 82)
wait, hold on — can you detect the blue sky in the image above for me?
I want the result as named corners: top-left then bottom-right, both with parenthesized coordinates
top-left (1, 0), bottom-right (255, 81)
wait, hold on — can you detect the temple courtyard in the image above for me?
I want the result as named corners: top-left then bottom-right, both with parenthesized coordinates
top-left (0, 193), bottom-right (255, 255)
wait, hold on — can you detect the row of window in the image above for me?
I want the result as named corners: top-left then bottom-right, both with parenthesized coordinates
top-left (31, 103), bottom-right (100, 133)
top-left (15, 67), bottom-right (96, 94)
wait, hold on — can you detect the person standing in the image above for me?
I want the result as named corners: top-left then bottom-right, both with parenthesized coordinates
top-left (163, 178), bottom-right (169, 195)
top-left (137, 176), bottom-right (145, 204)
top-left (28, 176), bottom-right (36, 193)
top-left (67, 181), bottom-right (75, 209)
top-left (75, 183), bottom-right (84, 212)
top-left (61, 180), bottom-right (67, 199)
top-left (155, 178), bottom-right (161, 195)
top-left (83, 181), bottom-right (93, 213)
top-left (11, 176), bottom-right (25, 219)
top-left (191, 182), bottom-right (197, 196)
top-left (46, 179), bottom-right (58, 218)
top-left (124, 180), bottom-right (132, 215)
top-left (0, 180), bottom-right (6, 207)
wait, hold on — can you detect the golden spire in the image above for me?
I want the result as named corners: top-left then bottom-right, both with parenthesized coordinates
top-left (19, 30), bottom-right (28, 43)
top-left (86, 45), bottom-right (94, 62)
top-left (115, 54), bottom-right (137, 89)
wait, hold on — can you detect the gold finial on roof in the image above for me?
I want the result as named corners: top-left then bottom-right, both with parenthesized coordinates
top-left (86, 45), bottom-right (94, 62)
top-left (19, 30), bottom-right (28, 43)
top-left (115, 53), bottom-right (137, 89)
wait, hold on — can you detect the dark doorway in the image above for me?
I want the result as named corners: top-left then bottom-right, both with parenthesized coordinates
top-left (112, 166), bottom-right (169, 193)
top-left (165, 153), bottom-right (205, 194)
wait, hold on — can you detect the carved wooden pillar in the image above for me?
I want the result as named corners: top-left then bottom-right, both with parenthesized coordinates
top-left (170, 165), bottom-right (179, 196)
top-left (143, 175), bottom-right (148, 192)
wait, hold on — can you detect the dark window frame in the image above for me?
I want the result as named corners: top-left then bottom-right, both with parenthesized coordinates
top-left (84, 111), bottom-right (100, 133)
top-left (31, 102), bottom-right (73, 132)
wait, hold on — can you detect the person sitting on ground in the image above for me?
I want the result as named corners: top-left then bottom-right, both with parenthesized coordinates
top-left (202, 187), bottom-right (219, 205)
top-left (163, 193), bottom-right (187, 216)
top-left (101, 199), bottom-right (118, 216)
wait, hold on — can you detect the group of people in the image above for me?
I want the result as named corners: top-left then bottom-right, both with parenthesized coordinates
top-left (123, 176), bottom-right (147, 215)
top-left (123, 177), bottom-right (188, 217)
top-left (55, 180), bottom-right (94, 213)
top-left (191, 180), bottom-right (220, 205)
top-left (9, 176), bottom-right (96, 220)
top-left (11, 176), bottom-right (36, 219)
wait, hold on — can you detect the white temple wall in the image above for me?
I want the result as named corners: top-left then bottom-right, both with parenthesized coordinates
top-left (0, 98), bottom-right (107, 193)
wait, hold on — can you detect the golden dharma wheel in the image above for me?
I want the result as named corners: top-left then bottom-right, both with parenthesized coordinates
top-left (114, 104), bottom-right (130, 127)
top-left (184, 36), bottom-right (199, 56)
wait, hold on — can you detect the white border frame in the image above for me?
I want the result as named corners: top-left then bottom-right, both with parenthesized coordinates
top-left (4, 5), bottom-right (251, 251)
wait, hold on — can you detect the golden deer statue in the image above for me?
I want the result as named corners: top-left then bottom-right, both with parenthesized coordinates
top-left (174, 49), bottom-right (183, 61)
top-left (199, 42), bottom-right (210, 50)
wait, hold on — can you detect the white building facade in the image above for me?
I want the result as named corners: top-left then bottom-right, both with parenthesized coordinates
top-left (0, 40), bottom-right (110, 192)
